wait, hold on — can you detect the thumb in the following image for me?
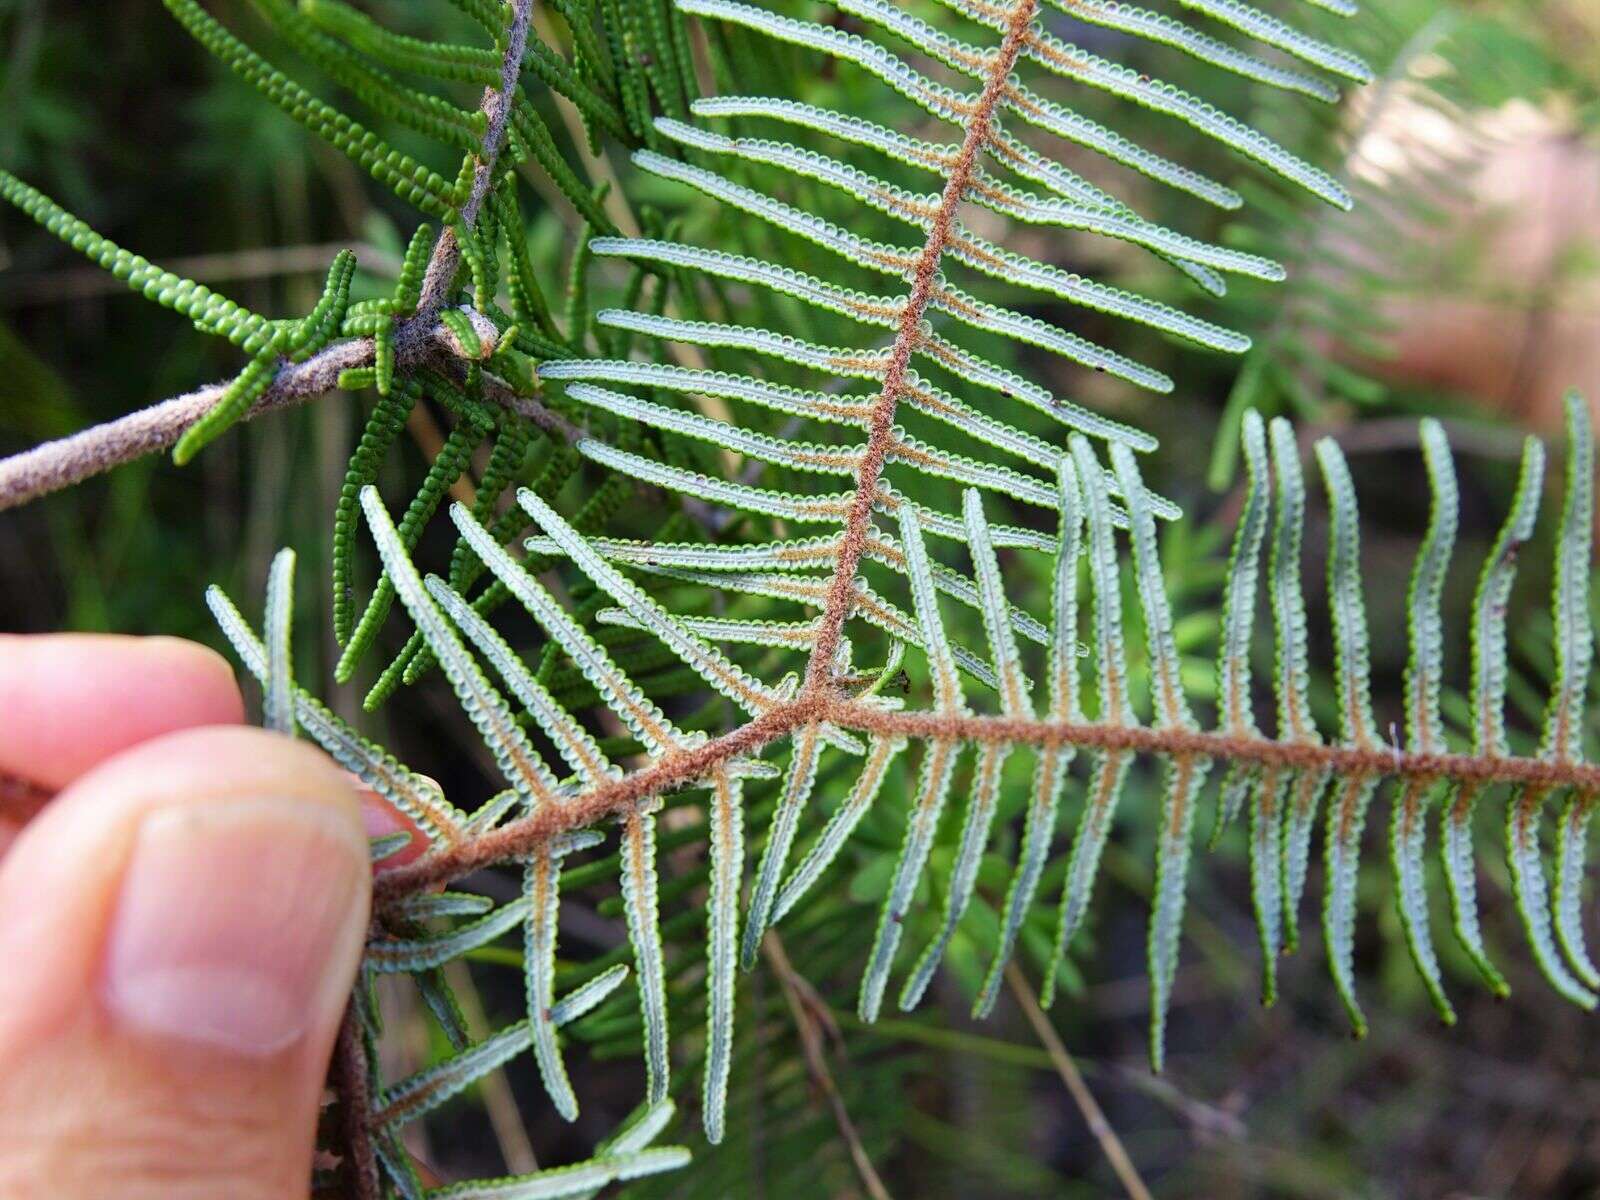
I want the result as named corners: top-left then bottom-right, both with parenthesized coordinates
top-left (0, 726), bottom-right (371, 1200)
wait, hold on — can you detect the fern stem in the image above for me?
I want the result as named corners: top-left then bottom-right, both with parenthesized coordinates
top-left (0, 0), bottom-right (545, 509)
top-left (826, 706), bottom-right (1600, 793)
top-left (373, 692), bottom-right (1600, 905)
top-left (0, 320), bottom-right (559, 511)
top-left (333, 1003), bottom-right (382, 1200)
top-left (374, 699), bottom-right (817, 901)
top-left (414, 0), bottom-right (539, 315)
top-left (800, 0), bottom-right (1041, 694)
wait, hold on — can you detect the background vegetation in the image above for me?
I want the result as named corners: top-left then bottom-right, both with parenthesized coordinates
top-left (3, 0), bottom-right (1599, 1195)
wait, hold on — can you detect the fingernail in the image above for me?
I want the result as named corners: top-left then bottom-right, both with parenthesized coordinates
top-left (102, 798), bottom-right (369, 1056)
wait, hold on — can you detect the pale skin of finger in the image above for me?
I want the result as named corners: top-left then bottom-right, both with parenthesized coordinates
top-left (0, 632), bottom-right (429, 867)
top-left (0, 726), bottom-right (372, 1200)
top-left (0, 634), bottom-right (246, 792)
top-left (357, 775), bottom-right (432, 870)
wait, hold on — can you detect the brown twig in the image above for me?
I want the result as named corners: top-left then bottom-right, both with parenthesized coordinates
top-left (0, 241), bottom-right (402, 307)
top-left (441, 959), bottom-right (539, 1174)
top-left (0, 768), bottom-right (53, 827)
top-left (763, 931), bottom-right (893, 1200)
top-left (0, 315), bottom-right (566, 511)
top-left (333, 1003), bottom-right (382, 1200)
top-left (411, 0), bottom-right (532, 315)
top-left (0, 338), bottom-right (372, 510)
top-left (1004, 962), bottom-right (1154, 1200)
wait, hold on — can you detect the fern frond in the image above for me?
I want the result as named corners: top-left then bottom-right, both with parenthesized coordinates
top-left (163, 0), bottom-right (463, 217)
top-left (339, 410), bottom-right (493, 677)
top-left (857, 501), bottom-right (966, 1022)
top-left (421, 1147), bottom-right (691, 1199)
top-left (452, 503), bottom-right (693, 756)
top-left (772, 734), bottom-right (908, 924)
top-left (373, 976), bottom-right (632, 1129)
top-left (249, 0), bottom-right (489, 150)
top-left (263, 547), bottom-right (298, 738)
top-left (1113, 443), bottom-right (1211, 1067)
top-left (524, 846), bottom-right (579, 1119)
top-left (207, 583), bottom-right (472, 845)
top-left (1038, 0), bottom-right (1342, 101)
top-left (683, 0), bottom-right (1237, 205)
top-left (520, 0), bottom-right (1372, 833)
top-left (853, 0), bottom-right (1350, 206)
top-left (206, 395), bottom-right (1600, 1179)
top-left (702, 765), bottom-right (744, 1143)
top-left (1175, 0), bottom-right (1372, 81)
top-left (1441, 433), bottom-right (1546, 997)
top-left (898, 490), bottom-right (1028, 1008)
top-left (427, 577), bottom-right (617, 785)
top-left (744, 725), bottom-right (824, 967)
top-left (1509, 394), bottom-right (1597, 1009)
top-left (619, 808), bottom-right (672, 1105)
top-left (1508, 784), bottom-right (1597, 1009)
top-left (0, 169), bottom-right (273, 349)
top-left (1390, 419), bottom-right (1459, 1024)
top-left (975, 457), bottom-right (1082, 1016)
top-left (1314, 437), bottom-right (1378, 1036)
top-left (1540, 391), bottom-right (1594, 766)
top-left (687, 97), bottom-right (1285, 277)
top-left (1208, 410), bottom-right (1269, 851)
top-left (633, 144), bottom-right (1250, 353)
top-left (363, 485), bottom-right (567, 811)
top-left (587, 236), bottom-right (1173, 396)
top-left (300, 0), bottom-right (504, 87)
top-left (1217, 411), bottom-right (1272, 741)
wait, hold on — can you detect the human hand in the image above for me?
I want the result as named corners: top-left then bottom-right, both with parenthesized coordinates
top-left (0, 634), bottom-right (417, 1199)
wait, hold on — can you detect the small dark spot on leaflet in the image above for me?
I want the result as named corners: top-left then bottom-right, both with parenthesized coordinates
top-left (544, 1007), bottom-right (554, 1021)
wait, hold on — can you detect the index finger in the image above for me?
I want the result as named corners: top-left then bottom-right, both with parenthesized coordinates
top-left (0, 634), bottom-right (245, 794)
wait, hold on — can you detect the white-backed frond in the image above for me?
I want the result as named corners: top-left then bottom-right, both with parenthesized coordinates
top-left (361, 487), bottom-right (565, 812)
top-left (451, 503), bottom-right (705, 756)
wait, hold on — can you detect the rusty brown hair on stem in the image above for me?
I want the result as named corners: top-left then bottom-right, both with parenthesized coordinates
top-left (375, 691), bottom-right (1600, 903)
top-left (800, 0), bottom-right (1042, 695)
